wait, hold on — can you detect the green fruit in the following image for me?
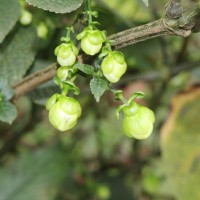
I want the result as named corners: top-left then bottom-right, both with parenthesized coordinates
top-left (20, 10), bottom-right (32, 26)
top-left (101, 51), bottom-right (127, 83)
top-left (55, 43), bottom-right (79, 66)
top-left (122, 102), bottom-right (155, 140)
top-left (77, 29), bottom-right (105, 55)
top-left (48, 96), bottom-right (81, 131)
top-left (57, 66), bottom-right (71, 81)
top-left (37, 22), bottom-right (48, 39)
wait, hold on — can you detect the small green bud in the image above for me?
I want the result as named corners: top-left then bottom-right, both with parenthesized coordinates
top-left (122, 102), bottom-right (155, 140)
top-left (48, 96), bottom-right (81, 131)
top-left (77, 29), bottom-right (105, 55)
top-left (101, 51), bottom-right (127, 83)
top-left (20, 10), bottom-right (32, 26)
top-left (55, 43), bottom-right (79, 66)
top-left (37, 22), bottom-right (48, 39)
top-left (57, 66), bottom-right (71, 81)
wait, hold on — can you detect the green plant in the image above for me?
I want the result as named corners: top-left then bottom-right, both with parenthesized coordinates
top-left (44, 0), bottom-right (155, 139)
top-left (1, 0), bottom-right (200, 199)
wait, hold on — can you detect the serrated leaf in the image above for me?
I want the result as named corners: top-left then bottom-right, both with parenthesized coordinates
top-left (0, 80), bottom-right (14, 100)
top-left (0, 26), bottom-right (37, 85)
top-left (0, 101), bottom-right (17, 124)
top-left (26, 0), bottom-right (83, 14)
top-left (0, 0), bottom-right (21, 43)
top-left (142, 0), bottom-right (149, 7)
top-left (74, 63), bottom-right (94, 75)
top-left (90, 77), bottom-right (108, 102)
top-left (0, 145), bottom-right (69, 200)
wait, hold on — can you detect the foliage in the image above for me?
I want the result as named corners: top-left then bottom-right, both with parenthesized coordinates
top-left (0, 0), bottom-right (21, 43)
top-left (25, 0), bottom-right (83, 13)
top-left (0, 0), bottom-right (200, 199)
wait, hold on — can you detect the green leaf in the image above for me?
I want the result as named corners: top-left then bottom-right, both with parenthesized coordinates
top-left (90, 77), bottom-right (108, 102)
top-left (0, 0), bottom-right (21, 43)
top-left (0, 101), bottom-right (17, 124)
top-left (74, 63), bottom-right (94, 76)
top-left (25, 0), bottom-right (83, 14)
top-left (63, 80), bottom-right (80, 95)
top-left (0, 145), bottom-right (69, 200)
top-left (0, 26), bottom-right (37, 85)
top-left (0, 80), bottom-right (14, 100)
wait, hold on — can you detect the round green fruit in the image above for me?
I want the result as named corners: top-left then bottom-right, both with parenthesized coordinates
top-left (20, 10), bottom-right (33, 26)
top-left (55, 43), bottom-right (79, 66)
top-left (101, 51), bottom-right (127, 83)
top-left (57, 66), bottom-right (71, 81)
top-left (122, 102), bottom-right (155, 140)
top-left (77, 29), bottom-right (105, 55)
top-left (48, 96), bottom-right (81, 131)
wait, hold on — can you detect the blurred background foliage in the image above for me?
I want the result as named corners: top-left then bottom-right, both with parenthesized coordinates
top-left (0, 0), bottom-right (200, 199)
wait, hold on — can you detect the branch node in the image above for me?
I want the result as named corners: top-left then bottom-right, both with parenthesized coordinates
top-left (162, 18), bottom-right (191, 37)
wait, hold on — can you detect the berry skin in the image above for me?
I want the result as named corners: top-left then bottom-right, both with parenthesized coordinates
top-left (47, 96), bottom-right (81, 131)
top-left (122, 102), bottom-right (155, 140)
top-left (55, 43), bottom-right (79, 66)
top-left (20, 10), bottom-right (33, 26)
top-left (77, 29), bottom-right (105, 55)
top-left (101, 51), bottom-right (127, 83)
top-left (57, 66), bottom-right (71, 81)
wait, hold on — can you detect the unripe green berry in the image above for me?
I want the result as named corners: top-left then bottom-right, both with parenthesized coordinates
top-left (57, 66), bottom-right (71, 81)
top-left (77, 29), bottom-right (105, 55)
top-left (37, 22), bottom-right (48, 39)
top-left (101, 51), bottom-right (127, 83)
top-left (122, 102), bottom-right (155, 140)
top-left (20, 10), bottom-right (32, 26)
top-left (48, 96), bottom-right (81, 131)
top-left (55, 43), bottom-right (79, 66)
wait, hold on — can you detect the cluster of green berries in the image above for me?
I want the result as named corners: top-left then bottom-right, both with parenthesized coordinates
top-left (46, 8), bottom-right (155, 139)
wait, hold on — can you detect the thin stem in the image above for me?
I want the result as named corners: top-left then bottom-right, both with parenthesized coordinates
top-left (66, 28), bottom-right (71, 39)
top-left (86, 0), bottom-right (93, 25)
top-left (61, 87), bottom-right (68, 96)
top-left (105, 42), bottom-right (112, 52)
top-left (111, 89), bottom-right (128, 104)
top-left (86, 0), bottom-right (92, 11)
top-left (121, 96), bottom-right (128, 104)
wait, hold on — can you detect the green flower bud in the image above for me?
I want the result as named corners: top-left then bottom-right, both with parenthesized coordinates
top-left (101, 51), bottom-right (127, 83)
top-left (37, 22), bottom-right (48, 39)
top-left (122, 102), bottom-right (155, 140)
top-left (48, 96), bottom-right (81, 131)
top-left (55, 43), bottom-right (79, 66)
top-left (57, 66), bottom-right (71, 81)
top-left (77, 29), bottom-right (105, 55)
top-left (20, 10), bottom-right (33, 26)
